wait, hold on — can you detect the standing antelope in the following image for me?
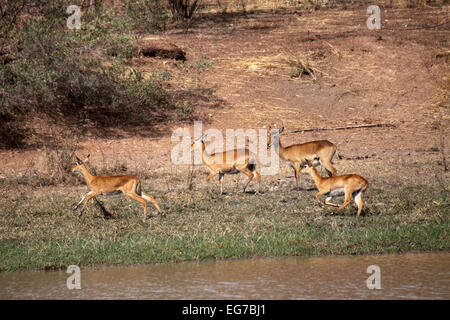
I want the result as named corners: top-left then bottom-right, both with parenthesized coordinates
top-left (72, 155), bottom-right (162, 221)
top-left (300, 159), bottom-right (369, 218)
top-left (267, 126), bottom-right (339, 190)
top-left (191, 134), bottom-right (261, 194)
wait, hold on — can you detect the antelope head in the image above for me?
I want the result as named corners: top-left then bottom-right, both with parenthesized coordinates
top-left (190, 134), bottom-right (207, 151)
top-left (267, 125), bottom-right (286, 147)
top-left (71, 154), bottom-right (90, 173)
top-left (299, 159), bottom-right (314, 173)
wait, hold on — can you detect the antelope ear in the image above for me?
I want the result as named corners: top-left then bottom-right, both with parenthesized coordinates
top-left (279, 127), bottom-right (284, 134)
top-left (84, 154), bottom-right (90, 163)
top-left (75, 156), bottom-right (82, 164)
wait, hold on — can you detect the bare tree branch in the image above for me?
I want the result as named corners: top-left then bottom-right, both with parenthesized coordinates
top-left (289, 123), bottom-right (396, 134)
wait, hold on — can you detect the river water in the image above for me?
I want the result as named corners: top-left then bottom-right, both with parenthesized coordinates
top-left (0, 252), bottom-right (449, 299)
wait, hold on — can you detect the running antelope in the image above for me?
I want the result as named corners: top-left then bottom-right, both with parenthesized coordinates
top-left (72, 155), bottom-right (162, 221)
top-left (267, 126), bottom-right (339, 189)
top-left (300, 159), bottom-right (369, 218)
top-left (191, 134), bottom-right (261, 194)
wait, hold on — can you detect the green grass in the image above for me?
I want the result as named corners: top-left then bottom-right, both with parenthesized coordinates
top-left (0, 180), bottom-right (448, 271)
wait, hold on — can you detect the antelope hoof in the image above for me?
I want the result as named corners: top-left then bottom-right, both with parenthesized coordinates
top-left (160, 211), bottom-right (167, 217)
top-left (77, 209), bottom-right (84, 217)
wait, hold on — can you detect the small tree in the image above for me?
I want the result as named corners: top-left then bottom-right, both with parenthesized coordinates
top-left (167, 0), bottom-right (201, 21)
top-left (125, 0), bottom-right (170, 32)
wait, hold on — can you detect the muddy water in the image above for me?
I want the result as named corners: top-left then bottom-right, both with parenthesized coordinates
top-left (0, 252), bottom-right (449, 299)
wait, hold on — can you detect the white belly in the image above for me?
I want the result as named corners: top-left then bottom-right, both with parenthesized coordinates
top-left (328, 188), bottom-right (345, 197)
top-left (220, 167), bottom-right (240, 174)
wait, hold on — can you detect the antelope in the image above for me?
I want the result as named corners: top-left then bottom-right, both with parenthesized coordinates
top-left (300, 159), bottom-right (369, 218)
top-left (191, 134), bottom-right (261, 194)
top-left (267, 125), bottom-right (339, 190)
top-left (71, 154), bottom-right (162, 221)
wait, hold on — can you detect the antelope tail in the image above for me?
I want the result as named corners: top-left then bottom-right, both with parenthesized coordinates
top-left (135, 181), bottom-right (143, 195)
top-left (361, 181), bottom-right (369, 193)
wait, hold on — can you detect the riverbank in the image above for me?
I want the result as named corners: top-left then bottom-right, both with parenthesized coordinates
top-left (0, 171), bottom-right (448, 271)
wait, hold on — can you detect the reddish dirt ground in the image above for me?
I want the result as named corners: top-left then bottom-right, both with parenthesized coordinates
top-left (0, 4), bottom-right (448, 184)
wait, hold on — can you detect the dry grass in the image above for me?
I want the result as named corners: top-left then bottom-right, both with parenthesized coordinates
top-left (228, 49), bottom-right (325, 81)
top-left (0, 151), bottom-right (448, 271)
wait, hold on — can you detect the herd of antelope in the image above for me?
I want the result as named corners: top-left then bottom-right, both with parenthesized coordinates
top-left (72, 125), bottom-right (369, 222)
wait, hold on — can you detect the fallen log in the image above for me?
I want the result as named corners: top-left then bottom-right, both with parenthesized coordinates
top-left (136, 40), bottom-right (186, 61)
top-left (289, 123), bottom-right (396, 133)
